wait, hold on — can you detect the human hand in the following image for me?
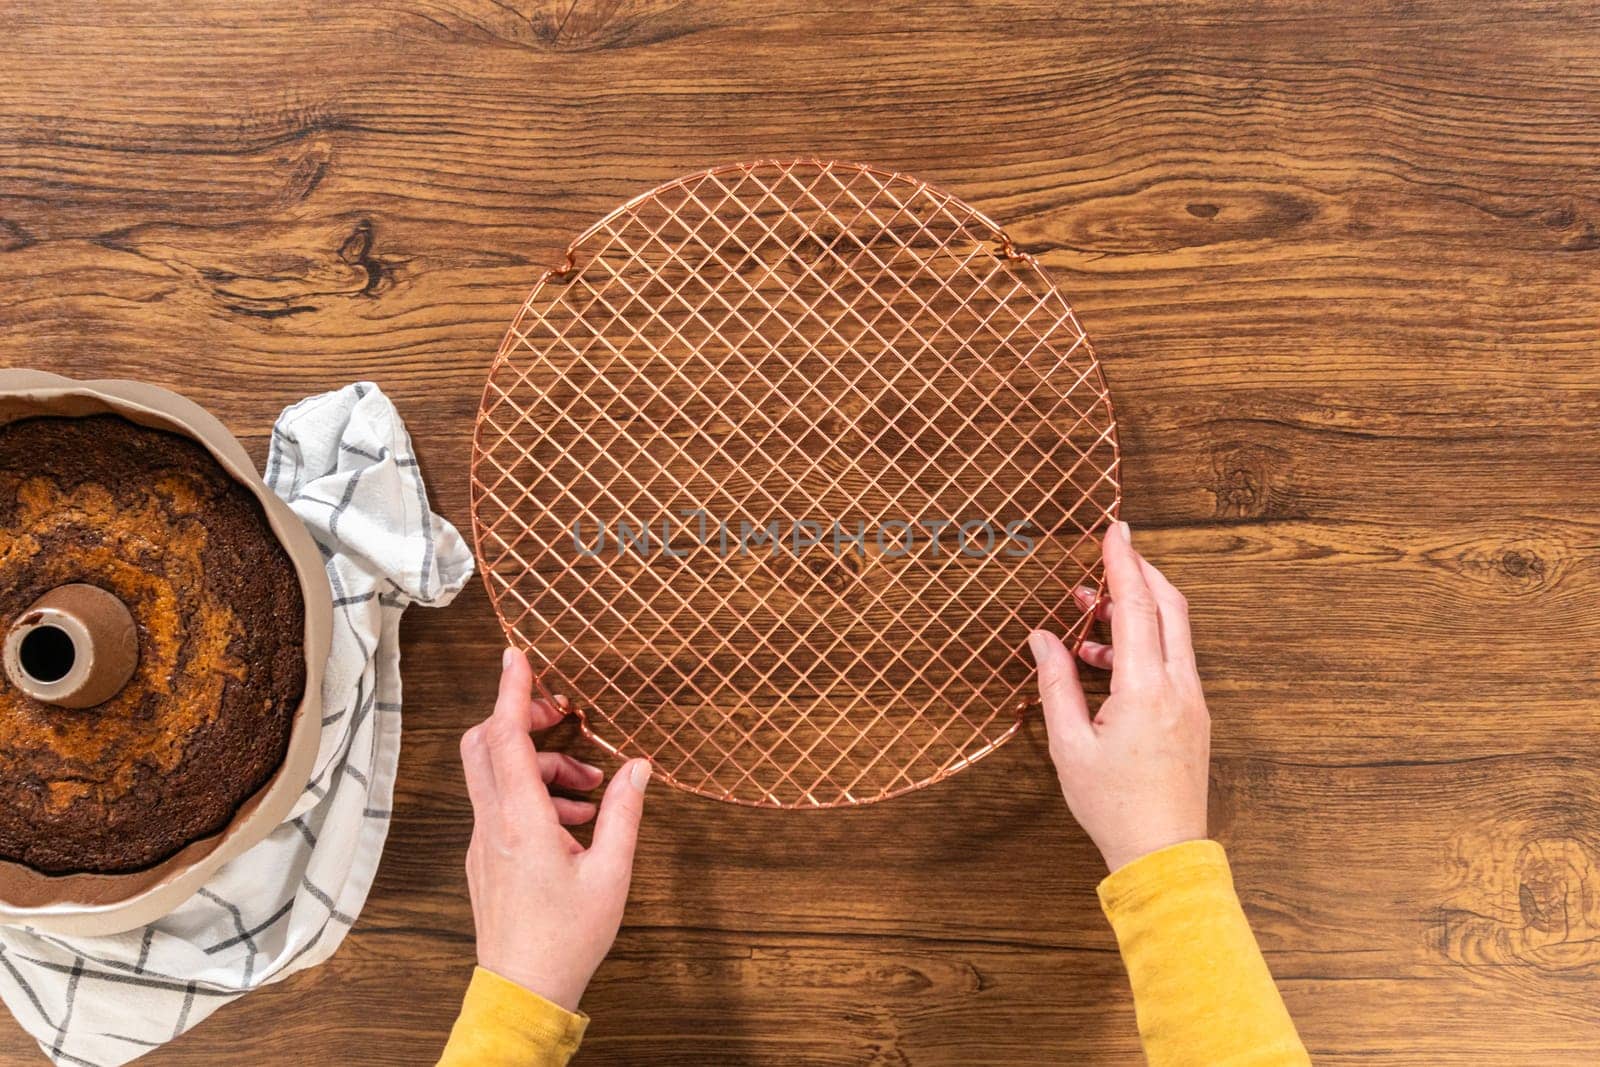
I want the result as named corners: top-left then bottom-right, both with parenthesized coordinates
top-left (1028, 521), bottom-right (1211, 874)
top-left (459, 647), bottom-right (652, 1012)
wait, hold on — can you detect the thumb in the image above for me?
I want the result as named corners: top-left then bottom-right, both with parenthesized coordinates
top-left (589, 758), bottom-right (651, 879)
top-left (1028, 630), bottom-right (1094, 758)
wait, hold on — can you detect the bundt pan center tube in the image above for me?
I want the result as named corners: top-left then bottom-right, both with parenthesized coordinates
top-left (4, 583), bottom-right (139, 710)
top-left (0, 370), bottom-right (331, 936)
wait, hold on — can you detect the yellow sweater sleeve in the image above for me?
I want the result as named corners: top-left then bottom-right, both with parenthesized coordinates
top-left (436, 967), bottom-right (589, 1067)
top-left (1098, 840), bottom-right (1310, 1067)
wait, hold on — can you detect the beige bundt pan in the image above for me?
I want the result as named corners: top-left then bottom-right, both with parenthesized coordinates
top-left (0, 370), bottom-right (331, 935)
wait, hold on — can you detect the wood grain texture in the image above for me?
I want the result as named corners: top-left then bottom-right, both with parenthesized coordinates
top-left (3, 0), bottom-right (1600, 1062)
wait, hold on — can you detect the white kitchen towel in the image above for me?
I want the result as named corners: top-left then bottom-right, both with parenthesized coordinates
top-left (0, 382), bottom-right (473, 1065)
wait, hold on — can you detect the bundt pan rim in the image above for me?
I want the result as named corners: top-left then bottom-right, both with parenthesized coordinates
top-left (0, 370), bottom-right (332, 936)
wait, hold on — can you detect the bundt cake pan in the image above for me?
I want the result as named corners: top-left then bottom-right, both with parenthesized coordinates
top-left (0, 370), bottom-right (331, 935)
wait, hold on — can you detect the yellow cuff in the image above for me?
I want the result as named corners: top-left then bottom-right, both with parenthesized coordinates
top-left (437, 967), bottom-right (589, 1066)
top-left (1094, 840), bottom-right (1310, 1066)
top-left (1097, 839), bottom-right (1231, 917)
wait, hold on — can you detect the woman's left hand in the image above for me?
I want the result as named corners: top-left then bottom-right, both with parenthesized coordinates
top-left (459, 647), bottom-right (652, 1012)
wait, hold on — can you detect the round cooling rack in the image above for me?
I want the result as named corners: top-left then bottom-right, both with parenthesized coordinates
top-left (471, 159), bottom-right (1121, 808)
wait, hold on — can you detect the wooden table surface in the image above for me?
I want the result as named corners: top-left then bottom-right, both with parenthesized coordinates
top-left (3, 2), bottom-right (1599, 1063)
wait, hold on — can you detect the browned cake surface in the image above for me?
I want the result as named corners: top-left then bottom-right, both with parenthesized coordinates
top-left (0, 414), bottom-right (306, 874)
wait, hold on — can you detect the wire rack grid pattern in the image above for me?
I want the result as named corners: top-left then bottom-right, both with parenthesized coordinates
top-left (471, 159), bottom-right (1120, 808)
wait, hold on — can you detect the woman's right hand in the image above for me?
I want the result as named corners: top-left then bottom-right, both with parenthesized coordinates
top-left (1028, 521), bottom-right (1212, 874)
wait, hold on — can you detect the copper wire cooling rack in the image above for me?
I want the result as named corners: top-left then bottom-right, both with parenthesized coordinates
top-left (471, 160), bottom-right (1120, 808)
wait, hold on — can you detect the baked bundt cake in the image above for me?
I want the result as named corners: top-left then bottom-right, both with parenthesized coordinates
top-left (0, 414), bottom-right (305, 874)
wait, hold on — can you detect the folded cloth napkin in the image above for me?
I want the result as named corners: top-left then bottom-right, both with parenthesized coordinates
top-left (0, 382), bottom-right (473, 1066)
